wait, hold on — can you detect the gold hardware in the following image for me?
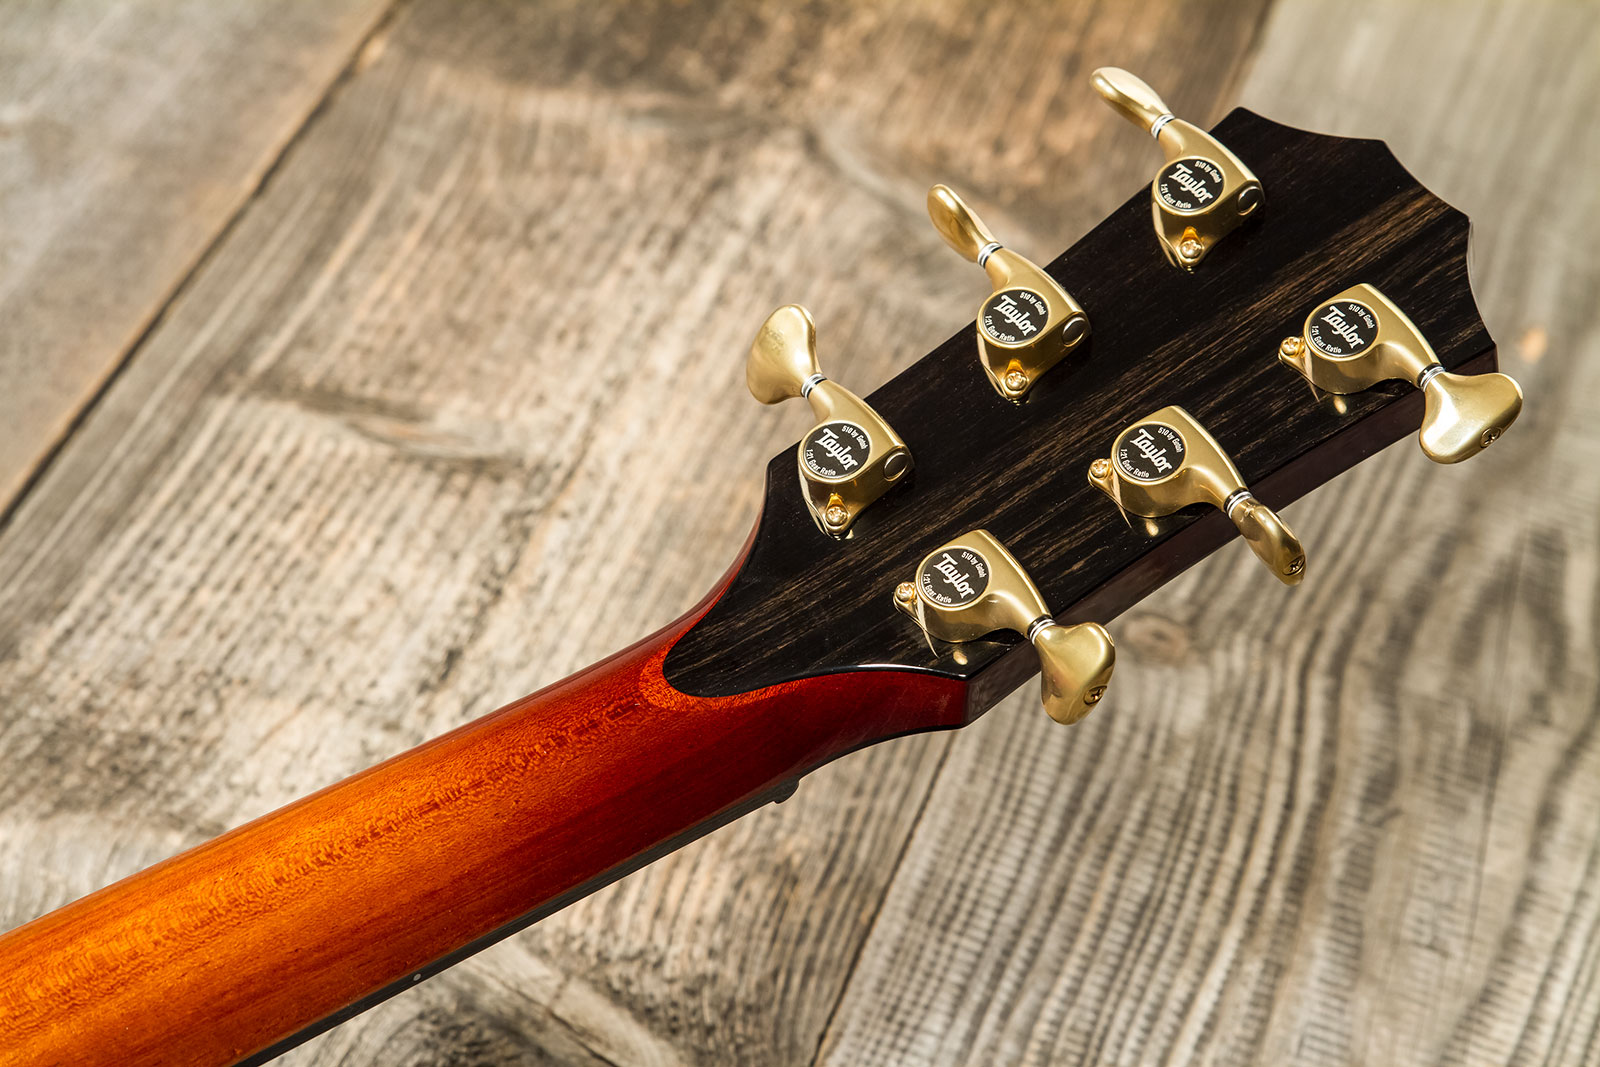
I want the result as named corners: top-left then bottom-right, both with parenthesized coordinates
top-left (926, 184), bottom-right (1089, 400)
top-left (1277, 283), bottom-right (1523, 464)
top-left (748, 305), bottom-right (912, 537)
top-left (1091, 67), bottom-right (1263, 270)
top-left (894, 529), bottom-right (1114, 724)
top-left (1088, 405), bottom-right (1306, 585)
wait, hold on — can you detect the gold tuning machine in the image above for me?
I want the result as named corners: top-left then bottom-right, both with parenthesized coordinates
top-left (1091, 67), bottom-right (1263, 271)
top-left (927, 184), bottom-right (1089, 401)
top-left (1088, 405), bottom-right (1305, 585)
top-left (893, 529), bottom-right (1115, 724)
top-left (748, 304), bottom-right (912, 537)
top-left (1277, 283), bottom-right (1523, 464)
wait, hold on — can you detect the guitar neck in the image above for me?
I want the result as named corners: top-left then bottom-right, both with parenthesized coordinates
top-left (0, 96), bottom-right (1514, 1066)
top-left (0, 559), bottom-right (964, 1066)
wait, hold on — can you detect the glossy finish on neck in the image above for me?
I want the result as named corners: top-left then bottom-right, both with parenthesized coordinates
top-left (0, 548), bottom-right (964, 1066)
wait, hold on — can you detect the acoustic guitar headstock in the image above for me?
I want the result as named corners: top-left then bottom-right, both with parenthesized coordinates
top-left (664, 70), bottom-right (1519, 734)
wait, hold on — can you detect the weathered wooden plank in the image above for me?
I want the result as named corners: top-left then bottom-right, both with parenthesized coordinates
top-left (0, 0), bottom-right (392, 508)
top-left (0, 1), bottom-right (1272, 1063)
top-left (817, 2), bottom-right (1600, 1064)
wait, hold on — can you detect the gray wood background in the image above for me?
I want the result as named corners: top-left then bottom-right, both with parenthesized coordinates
top-left (1, 1), bottom-right (1595, 1063)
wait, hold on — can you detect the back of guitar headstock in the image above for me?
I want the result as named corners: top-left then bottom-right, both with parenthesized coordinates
top-left (665, 70), bottom-right (1516, 738)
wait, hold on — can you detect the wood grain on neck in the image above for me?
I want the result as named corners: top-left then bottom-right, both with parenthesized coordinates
top-left (0, 554), bottom-right (964, 1066)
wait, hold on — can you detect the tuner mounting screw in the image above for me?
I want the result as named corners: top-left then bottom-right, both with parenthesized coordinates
top-left (1277, 284), bottom-right (1522, 463)
top-left (1178, 236), bottom-right (1204, 263)
top-left (1279, 335), bottom-right (1304, 358)
top-left (894, 581), bottom-right (918, 607)
top-left (1085, 685), bottom-right (1107, 705)
top-left (1003, 368), bottom-right (1029, 395)
top-left (1089, 405), bottom-right (1306, 586)
top-left (748, 304), bottom-right (913, 537)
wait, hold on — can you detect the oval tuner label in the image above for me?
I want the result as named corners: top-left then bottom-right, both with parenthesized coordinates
top-left (1155, 157), bottom-right (1226, 213)
top-left (801, 420), bottom-right (872, 480)
top-left (980, 287), bottom-right (1050, 346)
top-left (919, 547), bottom-right (990, 609)
top-left (1305, 299), bottom-right (1379, 357)
top-left (1116, 422), bottom-right (1186, 482)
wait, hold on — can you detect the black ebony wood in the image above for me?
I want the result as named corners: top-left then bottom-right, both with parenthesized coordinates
top-left (664, 109), bottom-right (1494, 708)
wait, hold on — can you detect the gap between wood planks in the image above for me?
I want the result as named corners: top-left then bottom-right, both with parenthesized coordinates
top-left (0, 1), bottom-right (404, 538)
top-left (802, 4), bottom-right (1278, 1061)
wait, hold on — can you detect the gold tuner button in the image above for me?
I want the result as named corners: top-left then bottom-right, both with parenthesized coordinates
top-left (1088, 405), bottom-right (1306, 585)
top-left (893, 529), bottom-right (1115, 724)
top-left (1091, 67), bottom-right (1264, 271)
top-left (1279, 283), bottom-right (1523, 463)
top-left (926, 184), bottom-right (1089, 401)
top-left (747, 305), bottom-right (913, 537)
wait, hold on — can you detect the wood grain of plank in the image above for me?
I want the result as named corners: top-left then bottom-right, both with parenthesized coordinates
top-left (817, 3), bottom-right (1600, 1064)
top-left (0, 0), bottom-right (392, 508)
top-left (0, 1), bottom-right (1273, 1064)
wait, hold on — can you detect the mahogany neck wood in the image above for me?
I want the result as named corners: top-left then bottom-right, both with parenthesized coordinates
top-left (0, 567), bottom-right (963, 1066)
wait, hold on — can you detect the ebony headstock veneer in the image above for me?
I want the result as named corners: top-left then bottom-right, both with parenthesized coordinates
top-left (664, 109), bottom-right (1493, 716)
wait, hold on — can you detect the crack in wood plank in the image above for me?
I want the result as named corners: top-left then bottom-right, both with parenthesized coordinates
top-left (0, 0), bottom-right (399, 524)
